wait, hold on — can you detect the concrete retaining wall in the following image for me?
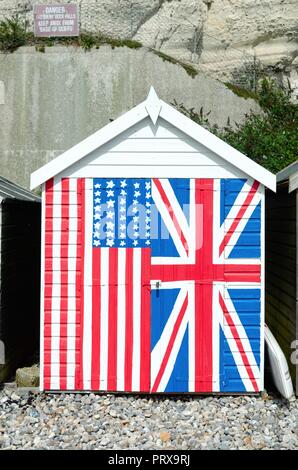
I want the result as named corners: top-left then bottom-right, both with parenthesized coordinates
top-left (0, 45), bottom-right (260, 188)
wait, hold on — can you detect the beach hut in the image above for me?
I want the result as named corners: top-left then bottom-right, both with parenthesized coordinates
top-left (30, 88), bottom-right (276, 393)
top-left (266, 162), bottom-right (298, 395)
top-left (0, 177), bottom-right (41, 382)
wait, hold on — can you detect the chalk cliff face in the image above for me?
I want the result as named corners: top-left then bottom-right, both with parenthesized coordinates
top-left (0, 0), bottom-right (297, 93)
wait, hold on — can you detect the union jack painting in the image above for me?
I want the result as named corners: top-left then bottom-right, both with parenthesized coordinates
top-left (43, 176), bottom-right (262, 393)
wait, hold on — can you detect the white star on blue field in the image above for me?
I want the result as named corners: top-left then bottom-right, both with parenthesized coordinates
top-left (92, 179), bottom-right (152, 247)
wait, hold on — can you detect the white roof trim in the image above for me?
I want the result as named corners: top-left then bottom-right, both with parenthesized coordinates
top-left (30, 87), bottom-right (276, 191)
top-left (159, 100), bottom-right (276, 192)
top-left (277, 161), bottom-right (298, 193)
top-left (277, 161), bottom-right (298, 180)
top-left (289, 173), bottom-right (298, 193)
top-left (30, 101), bottom-right (148, 189)
top-left (145, 86), bottom-right (162, 125)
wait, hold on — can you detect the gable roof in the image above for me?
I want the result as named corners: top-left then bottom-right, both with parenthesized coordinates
top-left (30, 87), bottom-right (276, 191)
top-left (277, 161), bottom-right (298, 193)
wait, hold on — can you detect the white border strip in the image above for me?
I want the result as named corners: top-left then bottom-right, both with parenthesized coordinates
top-left (39, 183), bottom-right (45, 391)
top-left (50, 177), bottom-right (62, 389)
top-left (117, 248), bottom-right (126, 391)
top-left (99, 248), bottom-right (109, 390)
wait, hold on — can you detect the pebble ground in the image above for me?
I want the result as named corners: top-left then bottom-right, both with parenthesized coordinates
top-left (0, 387), bottom-right (297, 450)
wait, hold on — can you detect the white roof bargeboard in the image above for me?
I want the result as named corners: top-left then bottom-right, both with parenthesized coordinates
top-left (30, 87), bottom-right (276, 191)
top-left (277, 161), bottom-right (298, 193)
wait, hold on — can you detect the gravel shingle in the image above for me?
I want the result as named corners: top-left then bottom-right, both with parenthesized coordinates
top-left (0, 389), bottom-right (297, 450)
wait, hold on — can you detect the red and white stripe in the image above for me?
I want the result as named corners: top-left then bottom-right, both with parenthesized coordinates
top-left (82, 247), bottom-right (151, 391)
top-left (43, 177), bottom-right (151, 391)
top-left (43, 177), bottom-right (81, 390)
top-left (78, 179), bottom-right (151, 391)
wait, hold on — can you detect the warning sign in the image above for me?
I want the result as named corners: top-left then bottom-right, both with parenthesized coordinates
top-left (33, 4), bottom-right (79, 37)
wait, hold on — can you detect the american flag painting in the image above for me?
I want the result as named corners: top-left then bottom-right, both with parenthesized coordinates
top-left (43, 176), bottom-right (262, 393)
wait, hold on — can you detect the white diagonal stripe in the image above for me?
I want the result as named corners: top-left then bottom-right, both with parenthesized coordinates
top-left (224, 190), bottom-right (262, 260)
top-left (152, 180), bottom-right (187, 258)
top-left (159, 179), bottom-right (191, 248)
top-left (220, 180), bottom-right (261, 261)
top-left (219, 286), bottom-right (260, 392)
top-left (151, 287), bottom-right (188, 390)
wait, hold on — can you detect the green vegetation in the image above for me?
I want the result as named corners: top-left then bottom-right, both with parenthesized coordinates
top-left (224, 82), bottom-right (258, 101)
top-left (0, 15), bottom-right (196, 79)
top-left (79, 33), bottom-right (142, 51)
top-left (0, 15), bottom-right (31, 52)
top-left (79, 34), bottom-right (97, 51)
top-left (174, 78), bottom-right (298, 173)
top-left (35, 44), bottom-right (45, 53)
top-left (0, 15), bottom-right (142, 53)
top-left (152, 49), bottom-right (198, 78)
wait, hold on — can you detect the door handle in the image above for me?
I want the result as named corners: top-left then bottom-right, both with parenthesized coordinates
top-left (150, 280), bottom-right (162, 289)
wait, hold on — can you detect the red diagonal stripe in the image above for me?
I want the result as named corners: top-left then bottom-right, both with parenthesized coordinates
top-left (219, 292), bottom-right (259, 392)
top-left (151, 293), bottom-right (188, 393)
top-left (219, 180), bottom-right (260, 256)
top-left (153, 178), bottom-right (189, 255)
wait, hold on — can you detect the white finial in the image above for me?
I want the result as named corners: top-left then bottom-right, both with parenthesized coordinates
top-left (145, 86), bottom-right (161, 125)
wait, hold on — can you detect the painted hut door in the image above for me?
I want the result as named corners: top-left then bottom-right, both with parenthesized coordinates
top-left (86, 177), bottom-right (261, 393)
top-left (149, 178), bottom-right (262, 393)
top-left (87, 178), bottom-right (151, 392)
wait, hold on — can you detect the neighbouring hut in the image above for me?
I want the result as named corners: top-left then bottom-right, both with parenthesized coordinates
top-left (266, 161), bottom-right (298, 395)
top-left (0, 177), bottom-right (41, 382)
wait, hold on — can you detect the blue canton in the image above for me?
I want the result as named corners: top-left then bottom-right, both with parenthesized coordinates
top-left (92, 178), bottom-right (152, 248)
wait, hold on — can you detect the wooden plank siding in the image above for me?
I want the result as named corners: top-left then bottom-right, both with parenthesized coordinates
top-left (59, 118), bottom-right (250, 181)
top-left (265, 183), bottom-right (297, 394)
top-left (0, 199), bottom-right (41, 382)
top-left (41, 119), bottom-right (259, 390)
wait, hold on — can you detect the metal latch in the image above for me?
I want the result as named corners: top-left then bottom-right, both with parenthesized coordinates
top-left (150, 280), bottom-right (162, 289)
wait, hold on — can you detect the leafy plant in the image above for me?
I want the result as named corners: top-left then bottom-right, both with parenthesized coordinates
top-left (173, 78), bottom-right (298, 173)
top-left (79, 33), bottom-right (142, 51)
top-left (224, 82), bottom-right (258, 101)
top-left (79, 33), bottom-right (97, 51)
top-left (105, 38), bottom-right (142, 50)
top-left (172, 101), bottom-right (212, 126)
top-left (152, 50), bottom-right (198, 78)
top-left (0, 15), bottom-right (143, 53)
top-left (0, 15), bottom-right (30, 52)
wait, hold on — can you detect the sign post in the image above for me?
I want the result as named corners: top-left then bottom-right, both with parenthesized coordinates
top-left (33, 4), bottom-right (79, 37)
